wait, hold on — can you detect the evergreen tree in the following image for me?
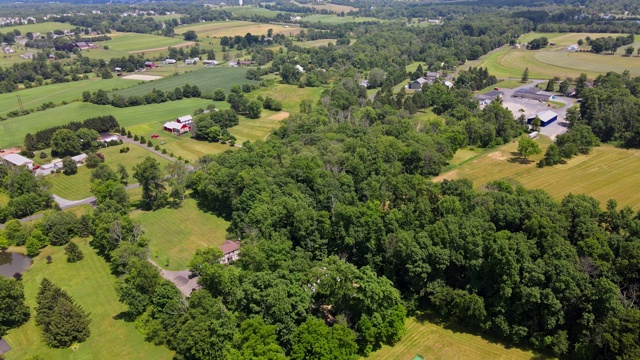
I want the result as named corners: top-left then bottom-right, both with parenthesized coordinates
top-left (521, 67), bottom-right (529, 82)
top-left (65, 242), bottom-right (84, 263)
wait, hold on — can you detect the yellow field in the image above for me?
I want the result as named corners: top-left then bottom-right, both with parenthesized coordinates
top-left (465, 32), bottom-right (640, 79)
top-left (175, 20), bottom-right (301, 38)
top-left (296, 39), bottom-right (337, 48)
top-left (435, 140), bottom-right (640, 210)
top-left (366, 317), bottom-right (535, 360)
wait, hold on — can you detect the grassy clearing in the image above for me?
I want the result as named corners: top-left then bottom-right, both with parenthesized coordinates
top-left (3, 239), bottom-right (174, 360)
top-left (48, 144), bottom-right (171, 200)
top-left (228, 6), bottom-right (282, 18)
top-left (176, 20), bottom-right (301, 38)
top-left (132, 197), bottom-right (230, 270)
top-left (81, 32), bottom-right (189, 60)
top-left (295, 39), bottom-right (337, 48)
top-left (250, 83), bottom-right (326, 113)
top-left (366, 317), bottom-right (535, 360)
top-left (302, 14), bottom-right (380, 24)
top-left (113, 67), bottom-right (259, 98)
top-left (465, 32), bottom-right (640, 79)
top-left (0, 78), bottom-right (136, 116)
top-left (0, 191), bottom-right (9, 207)
top-left (0, 98), bottom-right (212, 148)
top-left (435, 141), bottom-right (640, 210)
top-left (292, 0), bottom-right (357, 13)
top-left (231, 110), bottom-right (288, 143)
top-left (0, 22), bottom-right (71, 34)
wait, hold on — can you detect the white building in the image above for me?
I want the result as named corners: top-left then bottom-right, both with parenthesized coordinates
top-left (1, 153), bottom-right (34, 169)
top-left (295, 64), bottom-right (305, 73)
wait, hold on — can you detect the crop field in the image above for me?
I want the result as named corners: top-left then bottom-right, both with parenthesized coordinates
top-left (0, 21), bottom-right (71, 34)
top-left (3, 240), bottom-right (174, 360)
top-left (228, 6), bottom-right (282, 18)
top-left (366, 317), bottom-right (535, 360)
top-left (302, 14), bottom-right (380, 24)
top-left (81, 32), bottom-right (191, 61)
top-left (132, 198), bottom-right (230, 270)
top-left (0, 78), bottom-right (136, 116)
top-left (465, 32), bottom-right (640, 79)
top-left (292, 0), bottom-right (358, 13)
top-left (0, 98), bottom-right (212, 148)
top-left (176, 20), bottom-right (301, 38)
top-left (113, 67), bottom-right (259, 98)
top-left (48, 144), bottom-right (171, 200)
top-left (435, 141), bottom-right (640, 210)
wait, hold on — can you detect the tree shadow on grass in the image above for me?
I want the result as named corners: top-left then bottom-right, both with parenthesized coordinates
top-left (414, 312), bottom-right (554, 359)
top-left (508, 152), bottom-right (534, 164)
top-left (113, 311), bottom-right (136, 323)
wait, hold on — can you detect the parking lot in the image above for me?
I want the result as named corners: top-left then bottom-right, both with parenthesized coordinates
top-left (499, 80), bottom-right (576, 140)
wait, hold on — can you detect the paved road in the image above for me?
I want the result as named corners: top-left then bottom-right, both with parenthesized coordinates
top-left (148, 258), bottom-right (200, 297)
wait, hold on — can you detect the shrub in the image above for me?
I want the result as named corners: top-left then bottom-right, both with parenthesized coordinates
top-left (147, 140), bottom-right (153, 147)
top-left (140, 136), bottom-right (146, 144)
top-left (39, 152), bottom-right (48, 159)
top-left (162, 149), bottom-right (167, 154)
top-left (154, 145), bottom-right (160, 150)
top-left (65, 242), bottom-right (84, 263)
top-left (127, 130), bottom-right (132, 138)
top-left (133, 134), bottom-right (139, 141)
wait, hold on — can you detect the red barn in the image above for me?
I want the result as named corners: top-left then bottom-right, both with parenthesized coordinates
top-left (163, 121), bottom-right (191, 135)
top-left (144, 61), bottom-right (156, 69)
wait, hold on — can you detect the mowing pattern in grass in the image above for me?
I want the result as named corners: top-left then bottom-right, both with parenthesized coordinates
top-left (0, 98), bottom-right (212, 148)
top-left (3, 240), bottom-right (174, 360)
top-left (48, 144), bottom-right (171, 200)
top-left (464, 32), bottom-right (640, 79)
top-left (113, 67), bottom-right (258, 98)
top-left (132, 198), bottom-right (230, 270)
top-left (80, 32), bottom-right (190, 61)
top-left (0, 78), bottom-right (136, 116)
top-left (436, 141), bottom-right (640, 210)
top-left (366, 317), bottom-right (534, 360)
top-left (176, 20), bottom-right (301, 37)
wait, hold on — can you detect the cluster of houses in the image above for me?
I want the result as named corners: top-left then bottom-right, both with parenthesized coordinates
top-left (407, 71), bottom-right (453, 90)
top-left (0, 153), bottom-right (88, 175)
top-left (163, 115), bottom-right (193, 135)
top-left (0, 16), bottom-right (37, 26)
top-left (228, 59), bottom-right (256, 67)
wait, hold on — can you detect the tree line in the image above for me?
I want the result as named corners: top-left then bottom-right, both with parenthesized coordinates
top-left (24, 115), bottom-right (119, 151)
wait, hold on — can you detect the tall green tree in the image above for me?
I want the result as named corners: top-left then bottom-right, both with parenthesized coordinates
top-left (0, 276), bottom-right (30, 337)
top-left (133, 157), bottom-right (166, 210)
top-left (521, 67), bottom-right (529, 82)
top-left (51, 129), bottom-right (81, 157)
top-left (517, 134), bottom-right (541, 161)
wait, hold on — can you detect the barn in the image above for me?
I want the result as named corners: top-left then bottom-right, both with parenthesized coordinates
top-left (528, 110), bottom-right (558, 127)
top-left (163, 121), bottom-right (191, 135)
top-left (513, 87), bottom-right (552, 102)
top-left (176, 115), bottom-right (193, 125)
top-left (144, 61), bottom-right (156, 69)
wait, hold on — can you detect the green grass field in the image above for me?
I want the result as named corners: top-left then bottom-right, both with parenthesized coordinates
top-left (0, 191), bottom-right (9, 207)
top-left (366, 317), bottom-right (535, 360)
top-left (464, 32), bottom-right (640, 80)
top-left (0, 78), bottom-right (137, 116)
top-left (296, 39), bottom-right (337, 48)
top-left (249, 83), bottom-right (326, 113)
top-left (48, 144), bottom-right (171, 200)
top-left (228, 6), bottom-right (282, 18)
top-left (81, 32), bottom-right (191, 60)
top-left (301, 14), bottom-right (380, 24)
top-left (3, 240), bottom-right (174, 360)
top-left (132, 197), bottom-right (230, 270)
top-left (435, 141), bottom-right (640, 210)
top-left (176, 20), bottom-right (300, 38)
top-left (0, 21), bottom-right (71, 34)
top-left (113, 67), bottom-right (259, 98)
top-left (0, 98), bottom-right (212, 148)
top-left (292, 0), bottom-right (357, 13)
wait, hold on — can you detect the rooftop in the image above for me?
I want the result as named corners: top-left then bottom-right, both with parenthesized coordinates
top-left (2, 153), bottom-right (33, 166)
top-left (219, 240), bottom-right (240, 255)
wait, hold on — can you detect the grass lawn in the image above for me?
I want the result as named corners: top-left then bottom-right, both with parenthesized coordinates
top-left (464, 32), bottom-right (640, 80)
top-left (81, 32), bottom-right (191, 61)
top-left (176, 20), bottom-right (301, 38)
top-left (0, 98), bottom-right (212, 148)
top-left (3, 239), bottom-right (174, 360)
top-left (228, 6), bottom-right (282, 18)
top-left (132, 197), bottom-right (230, 270)
top-left (435, 141), bottom-right (640, 210)
top-left (0, 78), bottom-right (136, 116)
top-left (366, 317), bottom-right (535, 360)
top-left (113, 67), bottom-right (259, 98)
top-left (302, 14), bottom-right (380, 23)
top-left (48, 144), bottom-right (171, 200)
top-left (0, 191), bottom-right (9, 207)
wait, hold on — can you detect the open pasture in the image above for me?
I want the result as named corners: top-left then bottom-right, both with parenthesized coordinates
top-left (295, 38), bottom-right (337, 47)
top-left (292, 1), bottom-right (357, 13)
top-left (3, 240), bottom-right (174, 360)
top-left (249, 83), bottom-right (326, 113)
top-left (47, 144), bottom-right (171, 200)
top-left (0, 77), bottom-right (135, 116)
top-left (228, 6), bottom-right (282, 18)
top-left (302, 14), bottom-right (380, 23)
top-left (366, 317), bottom-right (535, 360)
top-left (132, 198), bottom-right (230, 271)
top-left (0, 21), bottom-right (71, 34)
top-left (465, 32), bottom-right (640, 79)
top-left (435, 141), bottom-right (640, 210)
top-left (175, 20), bottom-right (301, 38)
top-left (0, 98), bottom-right (212, 148)
top-left (113, 67), bottom-right (259, 98)
top-left (80, 32), bottom-right (190, 61)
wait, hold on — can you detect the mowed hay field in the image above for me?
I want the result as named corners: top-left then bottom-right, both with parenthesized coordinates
top-left (48, 144), bottom-right (171, 200)
top-left (466, 32), bottom-right (640, 79)
top-left (366, 317), bottom-right (535, 360)
top-left (250, 83), bottom-right (326, 113)
top-left (175, 20), bottom-right (301, 38)
top-left (1, 21), bottom-right (71, 34)
top-left (0, 78), bottom-right (136, 116)
top-left (132, 197), bottom-right (230, 270)
top-left (435, 140), bottom-right (640, 211)
top-left (3, 240), bottom-right (174, 360)
top-left (81, 32), bottom-right (192, 60)
top-left (302, 14), bottom-right (380, 23)
top-left (292, 0), bottom-right (357, 12)
top-left (113, 67), bottom-right (259, 98)
top-left (0, 98), bottom-right (212, 148)
top-left (228, 6), bottom-right (281, 18)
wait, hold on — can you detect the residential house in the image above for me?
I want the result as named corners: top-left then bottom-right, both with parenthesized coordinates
top-left (473, 90), bottom-right (504, 105)
top-left (408, 77), bottom-right (428, 90)
top-left (71, 153), bottom-right (88, 165)
top-left (163, 59), bottom-right (177, 64)
top-left (1, 153), bottom-right (34, 169)
top-left (21, 52), bottom-right (33, 59)
top-left (184, 58), bottom-right (197, 65)
top-left (202, 59), bottom-right (218, 66)
top-left (359, 79), bottom-right (369, 88)
top-left (219, 240), bottom-right (240, 264)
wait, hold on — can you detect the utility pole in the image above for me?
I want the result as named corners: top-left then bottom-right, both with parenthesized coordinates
top-left (16, 95), bottom-right (24, 112)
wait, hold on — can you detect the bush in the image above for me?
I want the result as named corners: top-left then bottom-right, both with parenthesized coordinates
top-left (65, 242), bottom-right (84, 263)
top-left (147, 140), bottom-right (153, 147)
top-left (62, 157), bottom-right (78, 175)
top-left (155, 145), bottom-right (160, 150)
top-left (162, 148), bottom-right (167, 154)
top-left (133, 134), bottom-right (139, 141)
top-left (140, 136), bottom-right (146, 144)
top-left (127, 130), bottom-right (132, 138)
top-left (86, 152), bottom-right (102, 168)
top-left (39, 152), bottom-right (48, 159)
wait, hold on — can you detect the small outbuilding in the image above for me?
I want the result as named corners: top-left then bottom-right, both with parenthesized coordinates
top-left (176, 115), bottom-right (193, 125)
top-left (474, 90), bottom-right (504, 105)
top-left (144, 61), bottom-right (156, 69)
top-left (202, 59), bottom-right (218, 66)
top-left (528, 110), bottom-right (558, 127)
top-left (163, 59), bottom-right (177, 64)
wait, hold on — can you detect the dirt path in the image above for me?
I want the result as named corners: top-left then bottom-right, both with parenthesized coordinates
top-left (128, 42), bottom-right (195, 54)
